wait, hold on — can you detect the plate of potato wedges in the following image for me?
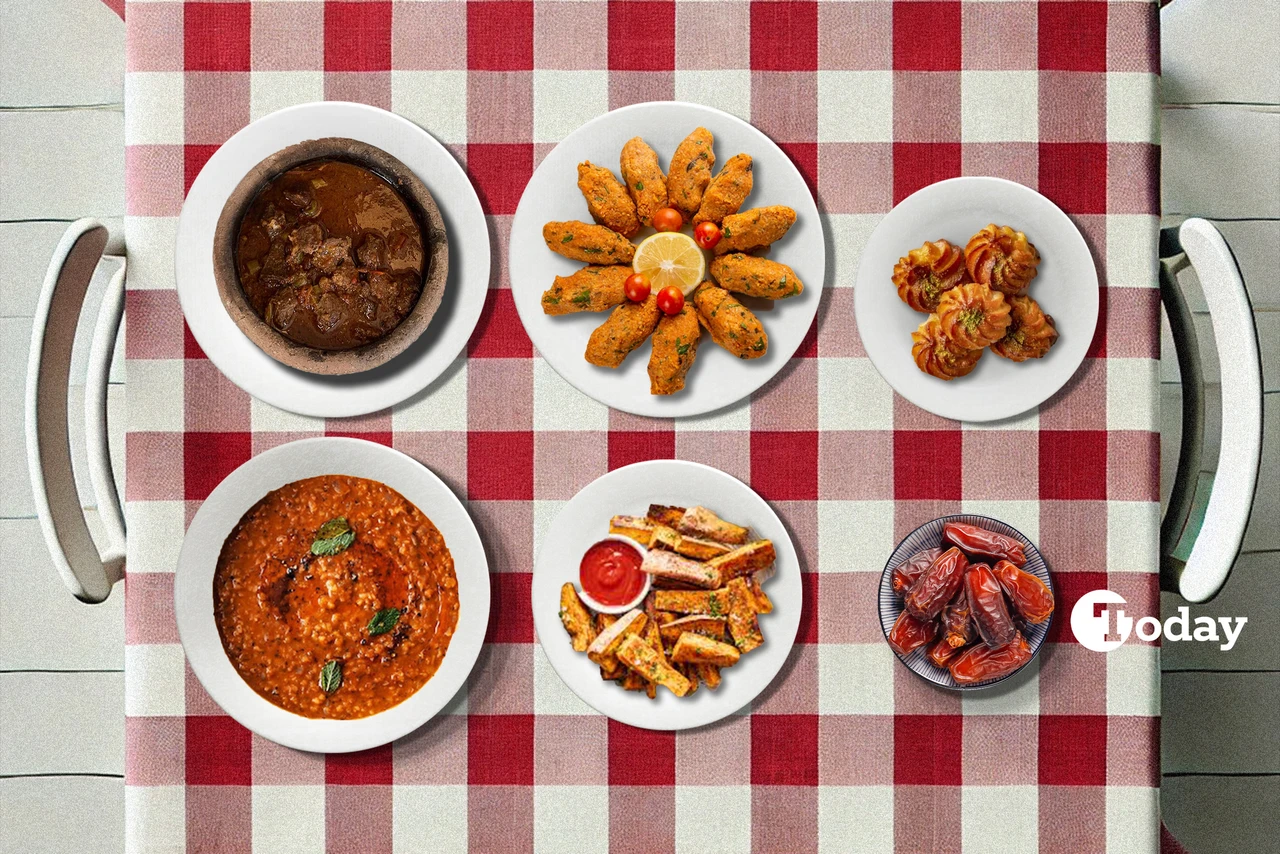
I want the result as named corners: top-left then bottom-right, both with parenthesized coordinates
top-left (532, 460), bottom-right (801, 730)
top-left (510, 101), bottom-right (824, 418)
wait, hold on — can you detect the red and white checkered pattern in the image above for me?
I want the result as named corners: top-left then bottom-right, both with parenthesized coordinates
top-left (123, 2), bottom-right (1162, 851)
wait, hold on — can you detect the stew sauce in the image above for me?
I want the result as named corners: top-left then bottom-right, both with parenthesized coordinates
top-left (213, 475), bottom-right (459, 719)
top-left (235, 159), bottom-right (425, 351)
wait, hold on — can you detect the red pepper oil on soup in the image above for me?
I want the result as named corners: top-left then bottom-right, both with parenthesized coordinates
top-left (212, 475), bottom-right (459, 719)
top-left (235, 159), bottom-right (426, 351)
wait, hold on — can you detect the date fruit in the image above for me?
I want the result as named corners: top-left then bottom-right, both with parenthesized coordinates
top-left (992, 559), bottom-right (1055, 624)
top-left (904, 547), bottom-right (968, 621)
top-left (943, 521), bottom-right (1027, 567)
top-left (888, 610), bottom-right (938, 656)
top-left (941, 587), bottom-right (975, 648)
top-left (927, 637), bottom-right (964, 668)
top-left (891, 547), bottom-right (944, 597)
top-left (964, 563), bottom-right (1017, 648)
top-left (950, 632), bottom-right (1032, 684)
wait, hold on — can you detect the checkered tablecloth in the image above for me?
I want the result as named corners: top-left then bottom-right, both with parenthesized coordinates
top-left (122, 1), bottom-right (1163, 851)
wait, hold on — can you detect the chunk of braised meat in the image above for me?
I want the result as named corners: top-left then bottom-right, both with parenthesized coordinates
top-left (367, 270), bottom-right (397, 304)
top-left (295, 284), bottom-right (317, 312)
top-left (288, 223), bottom-right (324, 265)
top-left (357, 235), bottom-right (387, 270)
top-left (314, 292), bottom-right (349, 334)
top-left (265, 290), bottom-right (299, 332)
top-left (281, 186), bottom-right (312, 211)
top-left (328, 263), bottom-right (361, 295)
top-left (261, 204), bottom-right (288, 240)
top-left (312, 237), bottom-right (352, 274)
top-left (260, 240), bottom-right (288, 277)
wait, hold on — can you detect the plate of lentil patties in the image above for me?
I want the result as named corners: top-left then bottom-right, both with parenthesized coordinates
top-left (854, 177), bottom-right (1099, 422)
top-left (509, 101), bottom-right (825, 418)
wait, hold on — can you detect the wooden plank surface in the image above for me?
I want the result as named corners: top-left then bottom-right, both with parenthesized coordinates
top-left (0, 672), bottom-right (124, 776)
top-left (1157, 3), bottom-right (1280, 851)
top-left (0, 0), bottom-right (124, 108)
top-left (0, 222), bottom-right (76, 318)
top-left (0, 776), bottom-right (123, 854)
top-left (1161, 106), bottom-right (1280, 220)
top-left (1161, 0), bottom-right (1280, 105)
top-left (0, 109), bottom-right (125, 221)
top-left (0, 317), bottom-right (34, 519)
top-left (1162, 776), bottom-right (1280, 854)
top-left (1162, 672), bottom-right (1280, 774)
top-left (0, 519), bottom-right (124, 671)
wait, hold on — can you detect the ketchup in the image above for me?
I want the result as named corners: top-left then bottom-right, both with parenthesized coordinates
top-left (580, 539), bottom-right (646, 606)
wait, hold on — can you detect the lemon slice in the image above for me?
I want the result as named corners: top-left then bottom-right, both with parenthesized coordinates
top-left (632, 232), bottom-right (706, 296)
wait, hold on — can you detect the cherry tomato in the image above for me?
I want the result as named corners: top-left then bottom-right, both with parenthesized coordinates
top-left (624, 273), bottom-right (651, 303)
top-left (694, 221), bottom-right (722, 250)
top-left (651, 207), bottom-right (684, 233)
top-left (656, 285), bottom-right (685, 316)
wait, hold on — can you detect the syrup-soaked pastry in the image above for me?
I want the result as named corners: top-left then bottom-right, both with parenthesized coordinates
top-left (911, 315), bottom-right (983, 380)
top-left (991, 295), bottom-right (1058, 361)
top-left (935, 281), bottom-right (1012, 350)
top-left (892, 239), bottom-right (967, 313)
top-left (964, 224), bottom-right (1040, 296)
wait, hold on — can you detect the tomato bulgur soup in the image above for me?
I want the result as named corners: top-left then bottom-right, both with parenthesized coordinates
top-left (213, 475), bottom-right (459, 719)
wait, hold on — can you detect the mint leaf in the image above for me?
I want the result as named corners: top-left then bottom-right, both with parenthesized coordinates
top-left (312, 517), bottom-right (355, 556)
top-left (319, 660), bottom-right (343, 694)
top-left (368, 608), bottom-right (402, 636)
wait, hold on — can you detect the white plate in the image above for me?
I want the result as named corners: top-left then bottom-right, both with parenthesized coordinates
top-left (173, 437), bottom-right (490, 753)
top-left (510, 102), bottom-right (825, 418)
top-left (531, 460), bottom-right (801, 731)
top-left (175, 102), bottom-right (490, 418)
top-left (854, 177), bottom-right (1099, 422)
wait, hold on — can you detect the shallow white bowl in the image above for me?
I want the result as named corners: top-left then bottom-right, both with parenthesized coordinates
top-left (173, 437), bottom-right (490, 753)
top-left (532, 460), bottom-right (800, 731)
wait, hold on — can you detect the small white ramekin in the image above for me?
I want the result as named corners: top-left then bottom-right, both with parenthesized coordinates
top-left (577, 533), bottom-right (651, 614)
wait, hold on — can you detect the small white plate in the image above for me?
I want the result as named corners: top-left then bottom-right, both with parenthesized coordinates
top-left (531, 460), bottom-right (801, 731)
top-left (175, 102), bottom-right (490, 418)
top-left (854, 177), bottom-right (1099, 422)
top-left (173, 437), bottom-right (490, 753)
top-left (510, 101), bottom-right (825, 418)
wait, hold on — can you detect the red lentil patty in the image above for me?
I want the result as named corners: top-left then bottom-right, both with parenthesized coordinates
top-left (213, 475), bottom-right (458, 719)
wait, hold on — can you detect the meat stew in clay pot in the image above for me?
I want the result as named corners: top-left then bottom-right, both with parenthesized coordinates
top-left (213, 138), bottom-right (448, 376)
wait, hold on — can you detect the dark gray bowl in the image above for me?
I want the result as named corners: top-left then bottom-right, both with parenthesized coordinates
top-left (878, 514), bottom-right (1055, 690)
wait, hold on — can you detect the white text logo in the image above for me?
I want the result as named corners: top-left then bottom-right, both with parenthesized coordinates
top-left (1070, 590), bottom-right (1247, 652)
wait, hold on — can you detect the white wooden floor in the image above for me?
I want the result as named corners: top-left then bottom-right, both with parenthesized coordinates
top-left (0, 1), bottom-right (1275, 852)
